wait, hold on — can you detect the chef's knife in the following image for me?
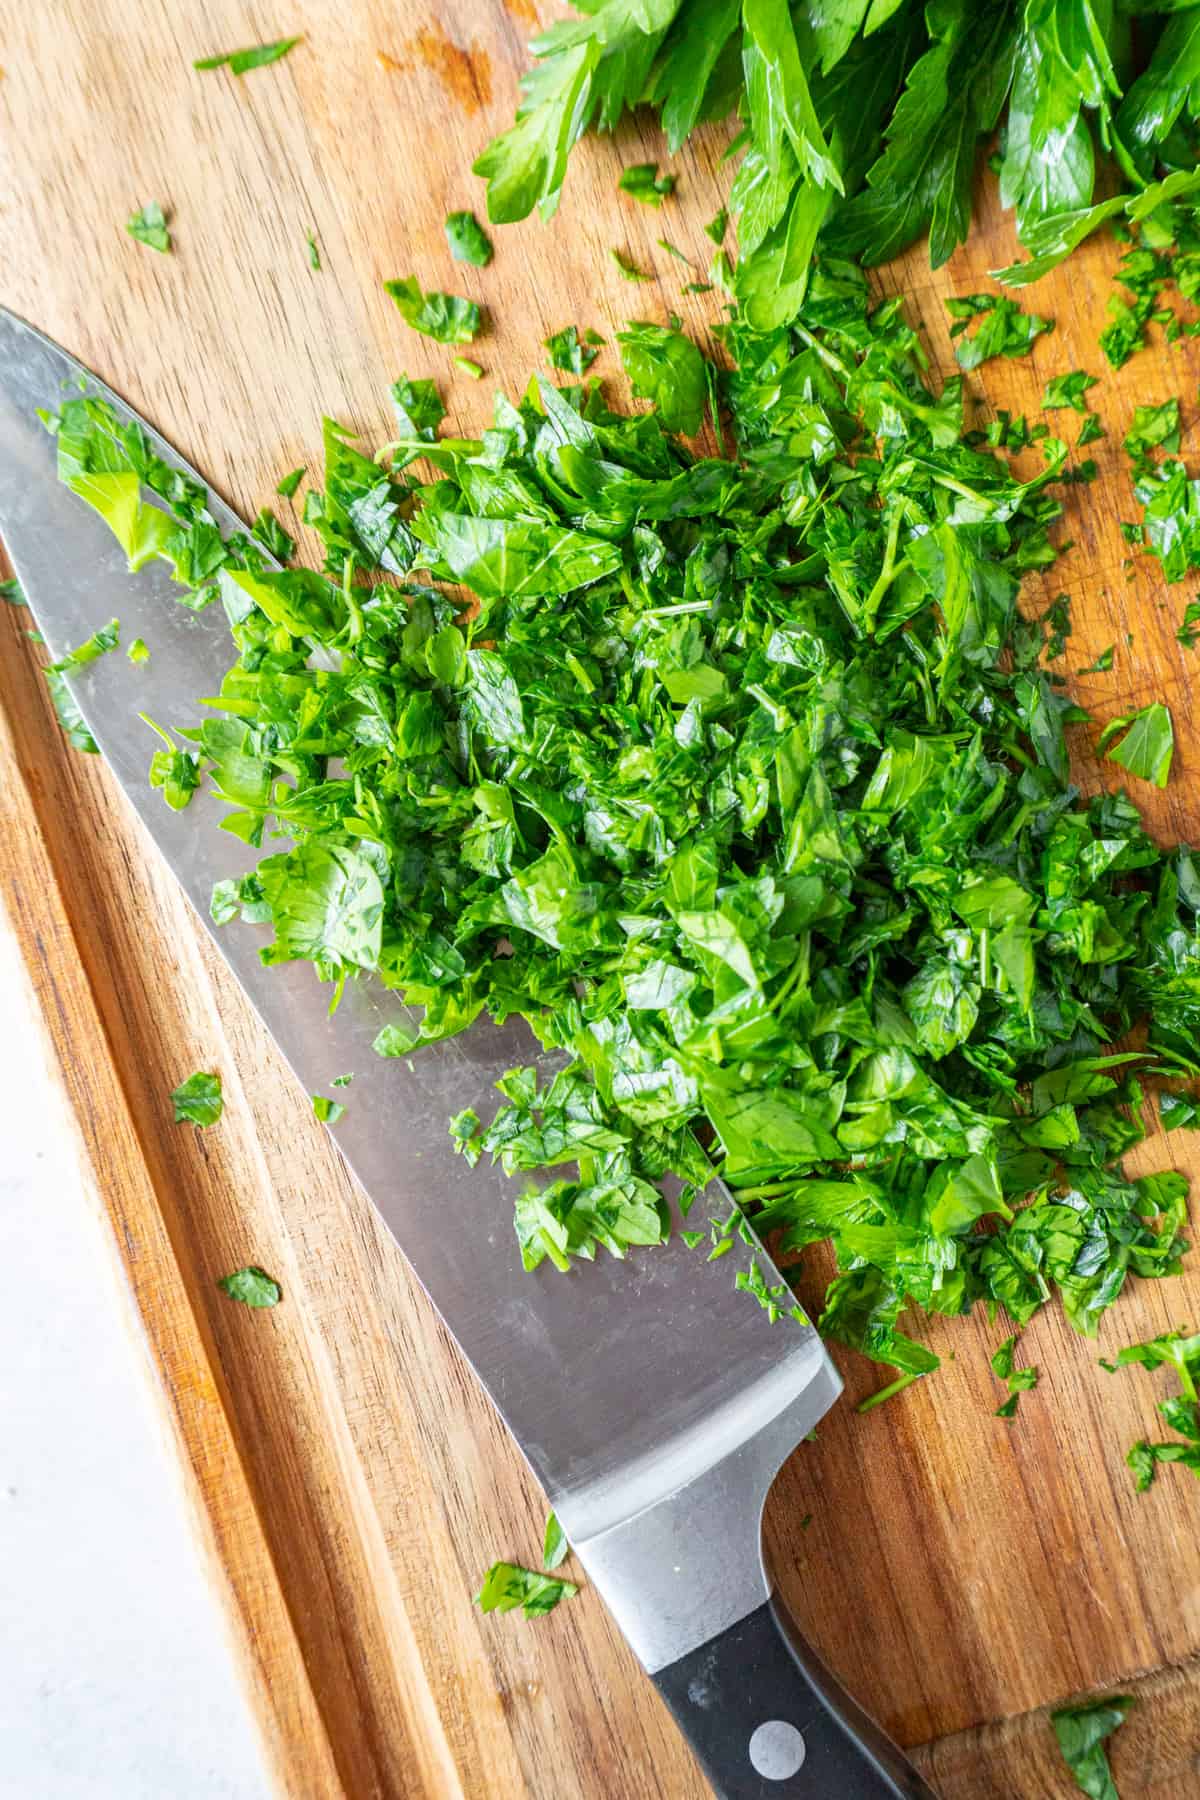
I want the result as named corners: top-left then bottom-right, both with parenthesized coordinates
top-left (0, 308), bottom-right (936, 1800)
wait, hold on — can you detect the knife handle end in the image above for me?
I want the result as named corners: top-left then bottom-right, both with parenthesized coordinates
top-left (651, 1596), bottom-right (937, 1799)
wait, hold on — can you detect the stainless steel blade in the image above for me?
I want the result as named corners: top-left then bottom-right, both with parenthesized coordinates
top-left (0, 309), bottom-right (841, 1670)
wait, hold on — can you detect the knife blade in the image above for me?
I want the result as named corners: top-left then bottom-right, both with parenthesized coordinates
top-left (0, 307), bottom-right (936, 1799)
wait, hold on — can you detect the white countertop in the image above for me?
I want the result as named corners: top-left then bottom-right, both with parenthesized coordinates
top-left (0, 919), bottom-right (270, 1799)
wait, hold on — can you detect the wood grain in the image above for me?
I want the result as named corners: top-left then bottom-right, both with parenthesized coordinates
top-left (1, 2), bottom-right (1199, 1795)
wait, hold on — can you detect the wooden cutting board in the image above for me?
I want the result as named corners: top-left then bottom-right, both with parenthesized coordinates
top-left (2, 3), bottom-right (1199, 1794)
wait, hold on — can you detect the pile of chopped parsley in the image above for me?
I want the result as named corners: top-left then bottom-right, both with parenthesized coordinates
top-left (48, 254), bottom-right (1200, 1386)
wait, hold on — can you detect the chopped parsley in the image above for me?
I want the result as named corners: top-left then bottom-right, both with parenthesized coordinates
top-left (126, 203), bottom-right (172, 254)
top-left (475, 1561), bottom-right (577, 1619)
top-left (49, 259), bottom-right (1200, 1392)
top-left (194, 37), bottom-right (302, 74)
top-left (127, 636), bottom-right (150, 665)
top-left (444, 211), bottom-right (492, 267)
top-left (1098, 703), bottom-right (1175, 788)
top-left (544, 325), bottom-right (603, 374)
top-left (950, 296), bottom-right (1053, 371)
top-left (0, 576), bottom-right (26, 606)
top-left (618, 162), bottom-right (675, 207)
top-left (609, 248), bottom-right (652, 282)
top-left (384, 277), bottom-right (481, 344)
top-left (306, 230), bottom-right (321, 271)
top-left (276, 466), bottom-right (306, 500)
top-left (453, 356), bottom-right (483, 380)
top-left (170, 1070), bottom-right (223, 1127)
top-left (1041, 372), bottom-right (1097, 413)
top-left (1160, 1093), bottom-right (1200, 1131)
top-left (44, 618), bottom-right (120, 754)
top-left (1178, 599), bottom-right (1200, 648)
top-left (1051, 1694), bottom-right (1134, 1799)
top-left (312, 1094), bottom-right (345, 1125)
top-left (542, 1511), bottom-right (568, 1571)
top-left (217, 1266), bottom-right (282, 1308)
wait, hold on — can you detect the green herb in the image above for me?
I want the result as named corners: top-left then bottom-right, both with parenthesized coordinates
top-left (170, 1070), bottom-right (223, 1127)
top-left (0, 576), bottom-right (25, 606)
top-left (252, 507), bottom-right (296, 560)
top-left (330, 1072), bottom-right (353, 1088)
top-left (474, 0), bottom-right (1200, 330)
top-left (657, 237), bottom-right (690, 264)
top-left (49, 267), bottom-right (1200, 1384)
top-left (143, 715), bottom-right (202, 811)
top-left (454, 357), bottom-right (484, 380)
top-left (1042, 592), bottom-right (1071, 661)
top-left (1077, 412), bottom-right (1104, 448)
top-left (217, 1266), bottom-right (282, 1308)
top-left (1041, 372), bottom-right (1097, 414)
top-left (1123, 399), bottom-right (1180, 469)
top-left (609, 249), bottom-right (652, 283)
top-left (1051, 1694), bottom-right (1134, 1800)
top-left (475, 1561), bottom-right (577, 1619)
top-left (194, 37), bottom-right (302, 74)
top-left (444, 211), bottom-right (493, 267)
top-left (276, 466), bottom-right (306, 499)
top-left (618, 162), bottom-right (675, 207)
top-left (306, 230), bottom-right (321, 271)
top-left (616, 321), bottom-right (707, 435)
top-left (126, 202), bottom-right (172, 254)
top-left (990, 1334), bottom-right (1038, 1418)
top-left (127, 636), bottom-right (149, 664)
top-left (384, 277), bottom-right (482, 344)
top-left (705, 209), bottom-right (727, 245)
top-left (1077, 646), bottom-right (1113, 676)
top-left (1178, 600), bottom-right (1200, 648)
top-left (544, 326), bottom-right (603, 375)
top-left (312, 1094), bottom-right (345, 1124)
top-left (1161, 1093), bottom-right (1200, 1131)
top-left (44, 618), bottom-right (120, 754)
top-left (951, 296), bottom-right (1053, 371)
top-left (390, 375), bottom-right (445, 446)
top-left (1098, 703), bottom-right (1174, 788)
top-left (542, 1511), bottom-right (568, 1570)
top-left (1107, 1326), bottom-right (1200, 1489)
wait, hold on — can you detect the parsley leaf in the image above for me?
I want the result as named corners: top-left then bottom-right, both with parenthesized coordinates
top-left (952, 296), bottom-right (1054, 371)
top-left (444, 211), bottom-right (493, 267)
top-left (312, 1094), bottom-right (345, 1125)
top-left (1161, 1093), bottom-right (1200, 1131)
top-left (609, 248), bottom-right (653, 283)
top-left (171, 1071), bottom-right (223, 1127)
top-left (1098, 703), bottom-right (1175, 788)
top-left (1123, 399), bottom-right (1180, 470)
top-left (475, 1561), bottom-right (577, 1619)
top-left (306, 230), bottom-right (321, 271)
top-left (544, 325), bottom-right (603, 374)
top-left (618, 162), bottom-right (675, 207)
top-left (384, 277), bottom-right (482, 344)
top-left (616, 321), bottom-right (707, 435)
top-left (127, 636), bottom-right (149, 665)
top-left (218, 1266), bottom-right (282, 1308)
top-left (276, 466), bottom-right (306, 499)
top-left (542, 1511), bottom-right (568, 1571)
top-left (126, 202), bottom-right (172, 254)
top-left (1041, 372), bottom-right (1097, 413)
top-left (0, 576), bottom-right (26, 606)
top-left (1051, 1694), bottom-right (1134, 1800)
top-left (194, 37), bottom-right (302, 74)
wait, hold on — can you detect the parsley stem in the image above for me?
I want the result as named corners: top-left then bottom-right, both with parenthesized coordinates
top-left (857, 1372), bottom-right (922, 1413)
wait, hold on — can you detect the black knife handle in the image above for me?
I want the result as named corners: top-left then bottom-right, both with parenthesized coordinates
top-left (652, 1595), bottom-right (937, 1799)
